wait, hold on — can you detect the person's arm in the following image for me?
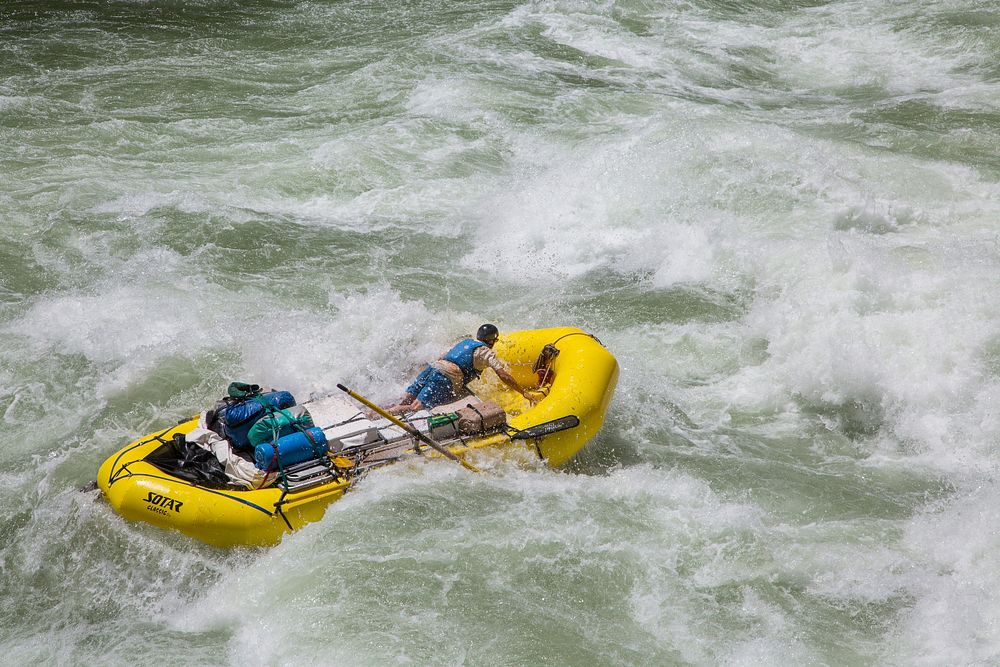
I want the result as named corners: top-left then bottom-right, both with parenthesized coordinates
top-left (494, 367), bottom-right (531, 398)
top-left (481, 348), bottom-right (533, 397)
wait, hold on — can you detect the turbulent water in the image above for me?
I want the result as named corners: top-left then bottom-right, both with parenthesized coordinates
top-left (2, 0), bottom-right (1000, 664)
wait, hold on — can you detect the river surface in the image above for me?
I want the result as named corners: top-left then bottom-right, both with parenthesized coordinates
top-left (2, 1), bottom-right (1000, 664)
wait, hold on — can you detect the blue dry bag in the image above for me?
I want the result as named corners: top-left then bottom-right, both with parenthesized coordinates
top-left (218, 390), bottom-right (296, 450)
top-left (254, 427), bottom-right (328, 471)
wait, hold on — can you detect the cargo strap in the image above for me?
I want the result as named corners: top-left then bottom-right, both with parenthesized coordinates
top-left (255, 402), bottom-right (308, 448)
top-left (264, 424), bottom-right (342, 486)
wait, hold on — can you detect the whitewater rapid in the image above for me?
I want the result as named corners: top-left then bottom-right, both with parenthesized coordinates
top-left (2, 0), bottom-right (1000, 664)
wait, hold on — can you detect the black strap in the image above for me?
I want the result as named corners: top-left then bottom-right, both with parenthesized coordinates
top-left (466, 403), bottom-right (486, 430)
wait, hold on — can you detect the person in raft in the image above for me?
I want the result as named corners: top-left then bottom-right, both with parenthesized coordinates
top-left (386, 324), bottom-right (534, 414)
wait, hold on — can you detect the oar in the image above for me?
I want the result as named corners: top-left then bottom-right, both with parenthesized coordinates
top-left (337, 384), bottom-right (481, 474)
top-left (509, 415), bottom-right (580, 440)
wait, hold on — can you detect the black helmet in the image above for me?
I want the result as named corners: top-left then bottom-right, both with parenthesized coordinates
top-left (476, 323), bottom-right (499, 345)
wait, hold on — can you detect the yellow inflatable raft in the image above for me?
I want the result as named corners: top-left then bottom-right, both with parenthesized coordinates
top-left (97, 327), bottom-right (618, 548)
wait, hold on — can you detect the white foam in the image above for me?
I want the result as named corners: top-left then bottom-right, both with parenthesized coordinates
top-left (538, 14), bottom-right (665, 70)
top-left (877, 484), bottom-right (1000, 664)
top-left (0, 95), bottom-right (32, 111)
top-left (4, 0), bottom-right (1000, 662)
top-left (774, 2), bottom-right (983, 96)
top-left (90, 190), bottom-right (217, 218)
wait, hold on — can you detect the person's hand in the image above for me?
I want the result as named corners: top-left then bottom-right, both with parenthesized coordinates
top-left (522, 389), bottom-right (543, 403)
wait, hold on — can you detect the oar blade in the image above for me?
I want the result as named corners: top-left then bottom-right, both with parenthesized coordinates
top-left (510, 415), bottom-right (580, 440)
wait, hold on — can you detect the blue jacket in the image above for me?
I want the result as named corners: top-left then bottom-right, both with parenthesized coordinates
top-left (442, 339), bottom-right (486, 385)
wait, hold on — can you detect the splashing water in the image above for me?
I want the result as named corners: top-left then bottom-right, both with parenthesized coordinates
top-left (2, 0), bottom-right (1000, 664)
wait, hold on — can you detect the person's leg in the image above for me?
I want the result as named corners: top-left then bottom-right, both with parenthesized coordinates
top-left (385, 367), bottom-right (431, 414)
top-left (413, 369), bottom-right (456, 410)
top-left (387, 399), bottom-right (420, 415)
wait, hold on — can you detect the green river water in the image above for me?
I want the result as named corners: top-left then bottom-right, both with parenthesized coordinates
top-left (2, 1), bottom-right (1000, 664)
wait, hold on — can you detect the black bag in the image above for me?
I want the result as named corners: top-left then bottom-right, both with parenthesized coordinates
top-left (145, 433), bottom-right (231, 489)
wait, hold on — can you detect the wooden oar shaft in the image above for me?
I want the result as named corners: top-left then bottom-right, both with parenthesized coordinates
top-left (336, 384), bottom-right (480, 474)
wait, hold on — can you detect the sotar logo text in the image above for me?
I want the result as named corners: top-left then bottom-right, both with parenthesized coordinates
top-left (143, 491), bottom-right (184, 513)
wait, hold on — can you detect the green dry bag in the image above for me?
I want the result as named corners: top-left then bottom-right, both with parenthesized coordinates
top-left (247, 405), bottom-right (314, 447)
